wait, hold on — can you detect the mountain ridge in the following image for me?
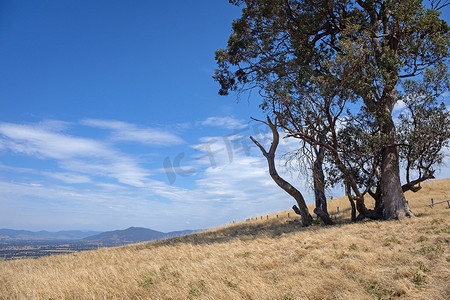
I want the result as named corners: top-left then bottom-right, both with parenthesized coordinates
top-left (0, 229), bottom-right (102, 241)
top-left (82, 227), bottom-right (197, 243)
top-left (0, 227), bottom-right (197, 243)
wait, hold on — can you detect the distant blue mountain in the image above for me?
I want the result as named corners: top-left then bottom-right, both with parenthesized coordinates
top-left (0, 227), bottom-right (198, 243)
top-left (0, 229), bottom-right (101, 241)
top-left (82, 227), bottom-right (197, 243)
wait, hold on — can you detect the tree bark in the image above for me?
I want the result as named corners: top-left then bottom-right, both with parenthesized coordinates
top-left (312, 146), bottom-right (333, 225)
top-left (402, 175), bottom-right (435, 193)
top-left (345, 181), bottom-right (357, 222)
top-left (377, 93), bottom-right (415, 220)
top-left (380, 143), bottom-right (414, 219)
top-left (250, 117), bottom-right (313, 227)
top-left (369, 184), bottom-right (383, 217)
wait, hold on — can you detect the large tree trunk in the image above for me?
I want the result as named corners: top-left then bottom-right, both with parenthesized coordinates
top-left (363, 4), bottom-right (415, 220)
top-left (312, 146), bottom-right (333, 225)
top-left (379, 133), bottom-right (412, 219)
top-left (250, 117), bottom-right (313, 227)
top-left (378, 92), bottom-right (414, 220)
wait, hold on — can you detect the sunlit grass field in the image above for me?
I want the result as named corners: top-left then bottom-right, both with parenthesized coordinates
top-left (0, 179), bottom-right (448, 299)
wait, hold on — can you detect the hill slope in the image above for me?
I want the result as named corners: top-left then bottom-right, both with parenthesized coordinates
top-left (0, 179), bottom-right (448, 299)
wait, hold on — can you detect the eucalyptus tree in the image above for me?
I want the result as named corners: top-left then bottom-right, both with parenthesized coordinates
top-left (397, 64), bottom-right (450, 191)
top-left (214, 0), bottom-right (450, 222)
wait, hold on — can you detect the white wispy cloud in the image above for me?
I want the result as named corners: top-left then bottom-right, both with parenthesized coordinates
top-left (0, 163), bottom-right (38, 174)
top-left (0, 122), bottom-right (106, 160)
top-left (43, 172), bottom-right (92, 184)
top-left (198, 116), bottom-right (248, 130)
top-left (59, 158), bottom-right (149, 187)
top-left (0, 122), bottom-right (150, 187)
top-left (82, 119), bottom-right (184, 146)
top-left (37, 119), bottom-right (72, 132)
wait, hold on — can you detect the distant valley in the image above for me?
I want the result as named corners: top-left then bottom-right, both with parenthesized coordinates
top-left (0, 228), bottom-right (102, 241)
top-left (0, 227), bottom-right (198, 260)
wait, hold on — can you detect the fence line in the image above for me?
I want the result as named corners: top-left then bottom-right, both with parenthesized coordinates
top-left (428, 198), bottom-right (450, 208)
top-left (240, 207), bottom-right (342, 224)
top-left (236, 199), bottom-right (449, 225)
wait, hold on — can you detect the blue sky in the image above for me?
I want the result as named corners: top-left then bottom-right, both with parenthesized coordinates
top-left (1, 1), bottom-right (449, 232)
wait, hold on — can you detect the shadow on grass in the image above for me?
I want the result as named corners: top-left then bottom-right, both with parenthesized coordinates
top-left (132, 201), bottom-right (440, 250)
top-left (138, 214), bottom-right (352, 249)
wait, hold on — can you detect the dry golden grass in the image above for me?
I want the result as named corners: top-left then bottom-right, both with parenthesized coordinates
top-left (0, 179), bottom-right (449, 299)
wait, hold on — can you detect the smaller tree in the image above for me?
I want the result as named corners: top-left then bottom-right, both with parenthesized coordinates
top-left (398, 65), bottom-right (450, 192)
top-left (250, 116), bottom-right (313, 227)
top-left (311, 144), bottom-right (333, 224)
top-left (281, 131), bottom-right (333, 224)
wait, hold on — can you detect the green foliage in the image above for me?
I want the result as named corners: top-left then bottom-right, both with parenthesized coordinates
top-left (364, 278), bottom-right (394, 299)
top-left (280, 291), bottom-right (295, 300)
top-left (349, 243), bottom-right (358, 251)
top-left (419, 244), bottom-right (444, 256)
top-left (136, 265), bottom-right (181, 289)
top-left (136, 275), bottom-right (154, 288)
top-left (398, 64), bottom-right (450, 182)
top-left (418, 262), bottom-right (430, 273)
top-left (188, 287), bottom-right (201, 297)
top-left (188, 280), bottom-right (206, 298)
top-left (414, 271), bottom-right (426, 286)
top-left (416, 236), bottom-right (428, 243)
top-left (384, 237), bottom-right (400, 247)
top-left (215, 0), bottom-right (449, 98)
top-left (431, 218), bottom-right (443, 225)
top-left (224, 278), bottom-right (239, 289)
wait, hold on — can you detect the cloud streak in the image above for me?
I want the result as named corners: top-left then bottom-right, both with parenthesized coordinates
top-left (0, 121), bottom-right (150, 187)
top-left (198, 116), bottom-right (248, 130)
top-left (0, 122), bottom-right (106, 160)
top-left (82, 119), bottom-right (185, 146)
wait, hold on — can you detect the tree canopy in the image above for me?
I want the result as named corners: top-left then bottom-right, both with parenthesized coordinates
top-left (214, 0), bottom-right (450, 223)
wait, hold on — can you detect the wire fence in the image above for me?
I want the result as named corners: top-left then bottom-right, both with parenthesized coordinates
top-left (237, 206), bottom-right (343, 224)
top-left (231, 198), bottom-right (448, 225)
top-left (428, 198), bottom-right (450, 208)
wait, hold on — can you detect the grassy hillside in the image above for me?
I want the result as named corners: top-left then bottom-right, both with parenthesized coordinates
top-left (0, 179), bottom-right (449, 299)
